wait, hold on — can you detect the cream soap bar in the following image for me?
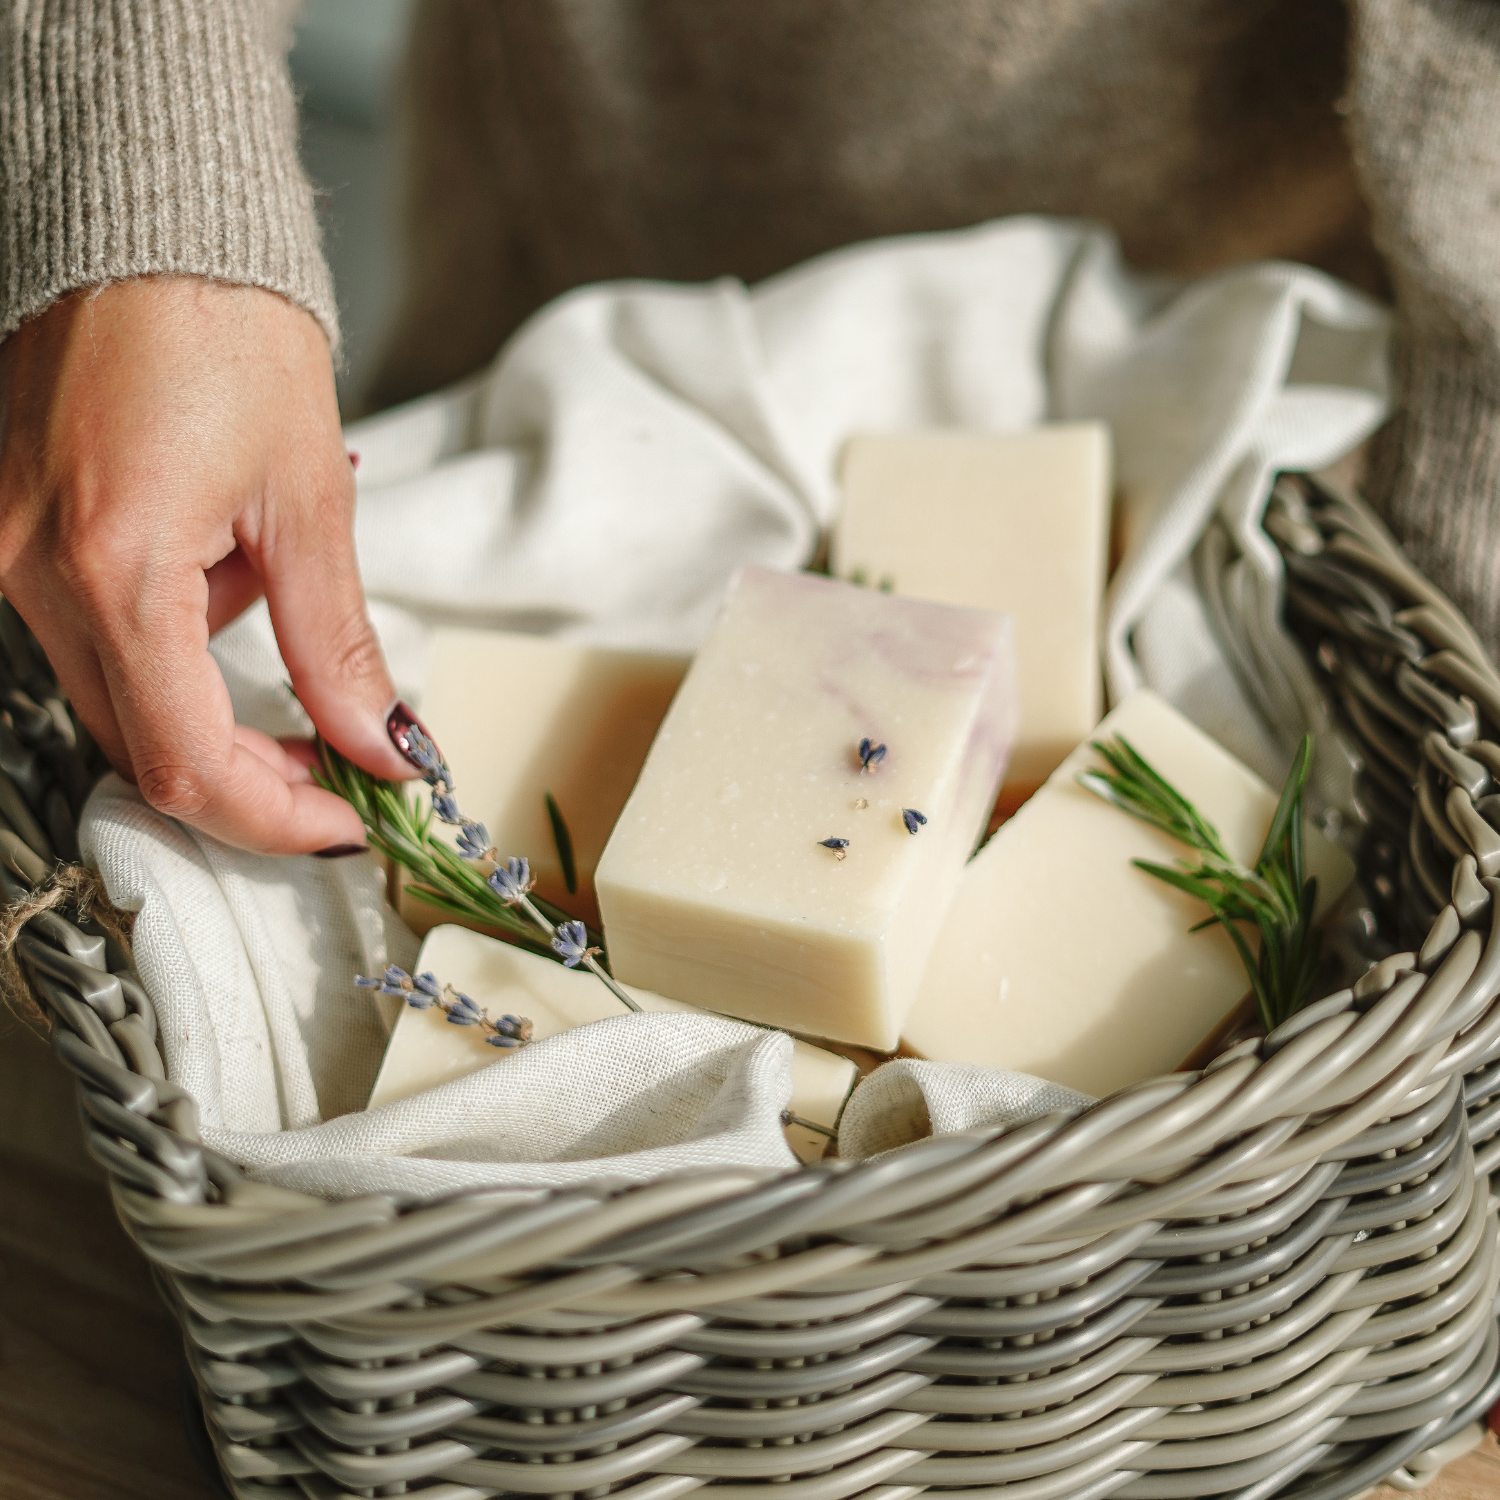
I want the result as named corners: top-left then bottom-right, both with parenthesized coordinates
top-left (833, 425), bottom-right (1111, 791)
top-left (368, 925), bottom-right (857, 1165)
top-left (594, 566), bottom-right (1016, 1050)
top-left (401, 630), bottom-right (686, 934)
top-left (903, 690), bottom-right (1355, 1097)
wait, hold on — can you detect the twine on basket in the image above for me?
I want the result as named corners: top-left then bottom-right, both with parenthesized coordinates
top-left (0, 864), bottom-right (134, 1027)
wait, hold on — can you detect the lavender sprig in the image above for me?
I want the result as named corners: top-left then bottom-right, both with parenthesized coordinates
top-left (318, 739), bottom-right (641, 1013)
top-left (315, 740), bottom-right (584, 961)
top-left (483, 854), bottom-right (641, 1012)
top-left (357, 965), bottom-right (534, 1048)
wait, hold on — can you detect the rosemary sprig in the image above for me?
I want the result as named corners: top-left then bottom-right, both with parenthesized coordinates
top-left (1077, 733), bottom-right (1321, 1032)
top-left (316, 739), bottom-right (555, 956)
top-left (315, 741), bottom-right (641, 1012)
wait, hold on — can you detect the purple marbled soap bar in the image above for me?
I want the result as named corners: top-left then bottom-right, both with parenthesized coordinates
top-left (595, 566), bottom-right (1016, 1049)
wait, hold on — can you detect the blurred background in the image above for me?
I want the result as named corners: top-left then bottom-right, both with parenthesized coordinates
top-left (292, 0), bottom-right (416, 415)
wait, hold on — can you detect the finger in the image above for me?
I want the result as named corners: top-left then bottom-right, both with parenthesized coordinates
top-left (257, 461), bottom-right (413, 782)
top-left (205, 546), bottom-right (265, 634)
top-left (279, 737), bottom-right (324, 775)
top-left (2, 577), bottom-right (131, 774)
top-left (235, 724), bottom-right (313, 784)
top-left (90, 559), bottom-right (368, 854)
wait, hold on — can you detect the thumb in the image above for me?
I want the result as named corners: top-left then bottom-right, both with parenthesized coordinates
top-left (258, 462), bottom-right (413, 782)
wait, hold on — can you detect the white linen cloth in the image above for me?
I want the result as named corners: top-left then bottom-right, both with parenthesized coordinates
top-left (837, 1061), bottom-right (1092, 1161)
top-left (81, 216), bottom-right (1391, 1198)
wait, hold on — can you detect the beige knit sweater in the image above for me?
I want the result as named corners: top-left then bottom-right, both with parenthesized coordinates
top-left (0, 2), bottom-right (335, 349)
top-left (1, 0), bottom-right (1498, 653)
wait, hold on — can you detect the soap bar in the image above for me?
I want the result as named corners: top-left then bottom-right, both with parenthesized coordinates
top-left (401, 630), bottom-right (686, 934)
top-left (903, 690), bottom-right (1355, 1097)
top-left (595, 566), bottom-right (1016, 1050)
top-left (368, 924), bottom-right (857, 1165)
top-left (833, 425), bottom-right (1111, 793)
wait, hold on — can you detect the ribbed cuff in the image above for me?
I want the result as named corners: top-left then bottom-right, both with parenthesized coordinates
top-left (1364, 336), bottom-right (1500, 661)
top-left (0, 0), bottom-right (338, 352)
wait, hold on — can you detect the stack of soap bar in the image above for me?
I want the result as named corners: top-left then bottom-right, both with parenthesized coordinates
top-left (833, 425), bottom-right (1111, 795)
top-left (903, 690), bottom-right (1355, 1097)
top-left (368, 925), bottom-right (857, 1164)
top-left (400, 630), bottom-right (686, 934)
top-left (595, 566), bottom-right (1016, 1051)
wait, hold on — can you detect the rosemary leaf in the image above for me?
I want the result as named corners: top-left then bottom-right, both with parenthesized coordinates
top-left (545, 791), bottom-right (579, 895)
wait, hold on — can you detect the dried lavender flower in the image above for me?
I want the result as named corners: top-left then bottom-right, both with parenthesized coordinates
top-left (552, 919), bottom-right (600, 968)
top-left (492, 1013), bottom-right (534, 1043)
top-left (858, 738), bottom-right (887, 772)
top-left (902, 808), bottom-right (927, 835)
top-left (445, 991), bottom-right (483, 1025)
top-left (355, 964), bottom-right (441, 1004)
top-left (432, 790), bottom-right (462, 825)
top-left (818, 836), bottom-right (850, 860)
top-left (488, 856), bottom-right (534, 905)
top-left (456, 820), bottom-right (493, 860)
top-left (403, 724), bottom-right (454, 791)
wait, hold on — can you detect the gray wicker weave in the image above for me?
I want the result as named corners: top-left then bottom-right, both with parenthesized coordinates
top-left (7, 474), bottom-right (1500, 1500)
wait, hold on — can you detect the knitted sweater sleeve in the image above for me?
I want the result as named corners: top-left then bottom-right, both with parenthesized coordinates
top-left (1347, 0), bottom-right (1500, 656)
top-left (0, 0), bottom-right (338, 351)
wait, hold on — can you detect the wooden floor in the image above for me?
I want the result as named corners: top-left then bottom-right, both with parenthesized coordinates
top-left (0, 1022), bottom-right (217, 1499)
top-left (1400, 1439), bottom-right (1500, 1500)
top-left (1, 1017), bottom-right (1499, 1500)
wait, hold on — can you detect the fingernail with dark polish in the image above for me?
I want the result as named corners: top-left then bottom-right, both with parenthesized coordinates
top-left (315, 843), bottom-right (368, 859)
top-left (387, 701), bottom-right (441, 770)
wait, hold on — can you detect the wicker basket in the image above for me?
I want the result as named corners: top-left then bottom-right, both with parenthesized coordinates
top-left (9, 473), bottom-right (1500, 1500)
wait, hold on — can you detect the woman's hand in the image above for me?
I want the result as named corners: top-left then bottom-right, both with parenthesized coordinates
top-left (0, 276), bottom-right (413, 855)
